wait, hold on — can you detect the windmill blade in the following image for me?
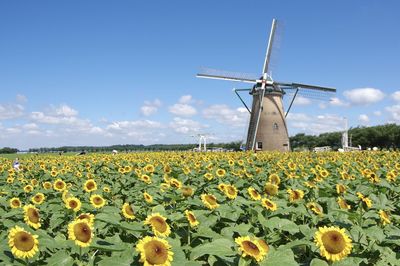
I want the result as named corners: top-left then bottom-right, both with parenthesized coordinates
top-left (276, 81), bottom-right (336, 92)
top-left (262, 19), bottom-right (278, 75)
top-left (197, 68), bottom-right (257, 84)
top-left (283, 87), bottom-right (335, 101)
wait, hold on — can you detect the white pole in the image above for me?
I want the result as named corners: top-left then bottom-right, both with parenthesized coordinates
top-left (204, 136), bottom-right (207, 152)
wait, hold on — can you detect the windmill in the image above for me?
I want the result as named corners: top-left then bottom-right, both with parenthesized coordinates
top-left (197, 19), bottom-right (336, 152)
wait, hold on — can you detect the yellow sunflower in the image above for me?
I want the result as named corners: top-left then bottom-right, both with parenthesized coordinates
top-left (261, 198), bottom-right (277, 211)
top-left (42, 181), bottom-right (52, 190)
top-left (314, 226), bottom-right (352, 261)
top-left (185, 210), bottom-right (199, 228)
top-left (144, 164), bottom-right (155, 173)
top-left (136, 236), bottom-right (173, 266)
top-left (24, 185), bottom-right (33, 193)
top-left (169, 178), bottom-right (182, 189)
top-left (31, 193), bottom-right (45, 205)
top-left (122, 203), bottom-right (136, 220)
top-left (337, 197), bottom-right (351, 210)
top-left (336, 184), bottom-right (346, 194)
top-left (201, 194), bottom-right (219, 210)
top-left (264, 182), bottom-right (279, 196)
top-left (379, 210), bottom-right (391, 225)
top-left (140, 174), bottom-right (152, 184)
top-left (10, 197), bottom-right (22, 208)
top-left (181, 186), bottom-right (194, 197)
top-left (217, 183), bottom-right (227, 192)
top-left (203, 172), bottom-right (214, 180)
top-left (143, 192), bottom-right (153, 203)
top-left (90, 194), bottom-right (106, 208)
top-left (75, 213), bottom-right (95, 226)
top-left (248, 187), bottom-right (261, 201)
top-left (103, 186), bottom-right (111, 193)
top-left (307, 202), bottom-right (323, 216)
top-left (235, 236), bottom-right (266, 262)
top-left (23, 204), bottom-right (41, 229)
top-left (216, 168), bottom-right (226, 177)
top-left (8, 226), bottom-right (39, 259)
top-left (268, 173), bottom-right (281, 185)
top-left (83, 179), bottom-right (97, 192)
top-left (65, 197), bottom-right (82, 212)
top-left (287, 189), bottom-right (304, 202)
top-left (144, 213), bottom-right (171, 237)
top-left (53, 178), bottom-right (66, 191)
top-left (224, 184), bottom-right (238, 200)
top-left (257, 239), bottom-right (269, 253)
top-left (68, 220), bottom-right (93, 247)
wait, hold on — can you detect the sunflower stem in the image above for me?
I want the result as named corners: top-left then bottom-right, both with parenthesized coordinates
top-left (25, 258), bottom-right (29, 266)
top-left (187, 223), bottom-right (191, 245)
top-left (79, 247), bottom-right (82, 261)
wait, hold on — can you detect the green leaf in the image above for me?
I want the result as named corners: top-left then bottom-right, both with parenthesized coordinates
top-left (45, 250), bottom-right (74, 266)
top-left (264, 217), bottom-right (299, 234)
top-left (310, 258), bottom-right (329, 266)
top-left (190, 238), bottom-right (235, 260)
top-left (90, 239), bottom-right (126, 251)
top-left (259, 248), bottom-right (297, 266)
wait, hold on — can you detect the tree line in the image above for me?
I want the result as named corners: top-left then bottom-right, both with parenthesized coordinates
top-left (290, 123), bottom-right (400, 150)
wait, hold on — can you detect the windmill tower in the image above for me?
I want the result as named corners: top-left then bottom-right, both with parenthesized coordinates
top-left (197, 19), bottom-right (336, 152)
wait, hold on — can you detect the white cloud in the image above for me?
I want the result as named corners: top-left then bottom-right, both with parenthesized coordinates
top-left (373, 110), bottom-right (382, 116)
top-left (0, 103), bottom-right (24, 120)
top-left (391, 91), bottom-right (400, 102)
top-left (202, 104), bottom-right (249, 127)
top-left (287, 113), bottom-right (345, 134)
top-left (16, 94), bottom-right (28, 103)
top-left (358, 114), bottom-right (369, 124)
top-left (385, 105), bottom-right (400, 122)
top-left (169, 103), bottom-right (197, 116)
top-left (140, 99), bottom-right (162, 116)
top-left (55, 104), bottom-right (78, 117)
top-left (294, 96), bottom-right (311, 105)
top-left (329, 97), bottom-right (349, 107)
top-left (169, 117), bottom-right (206, 134)
top-left (343, 88), bottom-right (385, 105)
top-left (22, 123), bottom-right (39, 130)
top-left (179, 95), bottom-right (194, 104)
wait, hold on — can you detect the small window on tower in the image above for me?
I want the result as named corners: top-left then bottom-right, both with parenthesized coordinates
top-left (257, 142), bottom-right (263, 150)
top-left (273, 123), bottom-right (279, 130)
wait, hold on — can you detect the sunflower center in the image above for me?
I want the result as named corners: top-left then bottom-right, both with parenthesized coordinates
top-left (69, 201), bottom-right (77, 208)
top-left (87, 182), bottom-right (94, 189)
top-left (242, 241), bottom-right (260, 256)
top-left (12, 200), bottom-right (20, 206)
top-left (188, 213), bottom-right (196, 223)
top-left (321, 231), bottom-right (346, 254)
top-left (56, 182), bottom-right (64, 189)
top-left (227, 187), bottom-right (236, 195)
top-left (144, 241), bottom-right (168, 264)
top-left (205, 196), bottom-right (216, 205)
top-left (14, 232), bottom-right (35, 251)
top-left (94, 197), bottom-right (103, 204)
top-left (125, 205), bottom-right (134, 216)
top-left (74, 223), bottom-right (92, 243)
top-left (150, 217), bottom-right (167, 233)
top-left (28, 208), bottom-right (39, 223)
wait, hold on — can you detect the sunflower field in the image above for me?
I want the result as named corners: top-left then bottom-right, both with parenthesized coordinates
top-left (0, 151), bottom-right (399, 266)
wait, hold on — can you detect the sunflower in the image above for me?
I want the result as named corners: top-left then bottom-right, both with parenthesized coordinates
top-left (337, 197), bottom-right (351, 210)
top-left (224, 184), bottom-right (238, 200)
top-left (143, 192), bottom-right (153, 203)
top-left (42, 181), bottom-right (52, 190)
top-left (53, 178), bottom-right (66, 191)
top-left (23, 204), bottom-right (41, 229)
top-left (136, 236), bottom-right (173, 266)
top-left (336, 184), bottom-right (346, 194)
top-left (140, 174), bottom-right (152, 184)
top-left (68, 220), bottom-right (93, 247)
top-left (257, 239), bottom-right (269, 253)
top-left (203, 172), bottom-right (214, 181)
top-left (307, 202), bottom-right (323, 216)
top-left (30, 193), bottom-right (45, 205)
top-left (90, 194), bottom-right (106, 208)
top-left (314, 226), bottom-right (352, 261)
top-left (30, 179), bottom-right (38, 186)
top-left (169, 178), bottom-right (182, 189)
top-left (65, 197), bottom-right (82, 212)
top-left (122, 203), bottom-right (135, 220)
top-left (103, 186), bottom-right (111, 193)
top-left (362, 197), bottom-right (373, 208)
top-left (75, 213), bottom-right (95, 226)
top-left (185, 210), bottom-right (199, 228)
top-left (62, 190), bottom-right (74, 203)
top-left (264, 182), bottom-right (279, 196)
top-left (268, 173), bottom-right (281, 185)
top-left (235, 236), bottom-right (266, 262)
top-left (261, 198), bottom-right (277, 211)
top-left (248, 187), bottom-right (261, 200)
top-left (216, 168), bottom-right (226, 177)
top-left (304, 181), bottom-right (317, 189)
top-left (144, 213), bottom-right (171, 237)
top-left (84, 179), bottom-right (97, 192)
top-left (24, 185), bottom-right (33, 193)
top-left (8, 226), bottom-right (39, 259)
top-left (379, 210), bottom-right (391, 225)
top-left (181, 186), bottom-right (194, 197)
top-left (10, 197), bottom-right (22, 208)
top-left (287, 189), bottom-right (304, 202)
top-left (201, 194), bottom-right (219, 210)
top-left (217, 183), bottom-right (227, 192)
top-left (144, 164), bottom-right (155, 173)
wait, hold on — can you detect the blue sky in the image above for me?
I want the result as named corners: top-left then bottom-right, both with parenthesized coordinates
top-left (1, 0), bottom-right (399, 149)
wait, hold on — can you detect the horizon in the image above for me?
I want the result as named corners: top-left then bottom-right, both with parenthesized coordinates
top-left (1, 1), bottom-right (400, 150)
